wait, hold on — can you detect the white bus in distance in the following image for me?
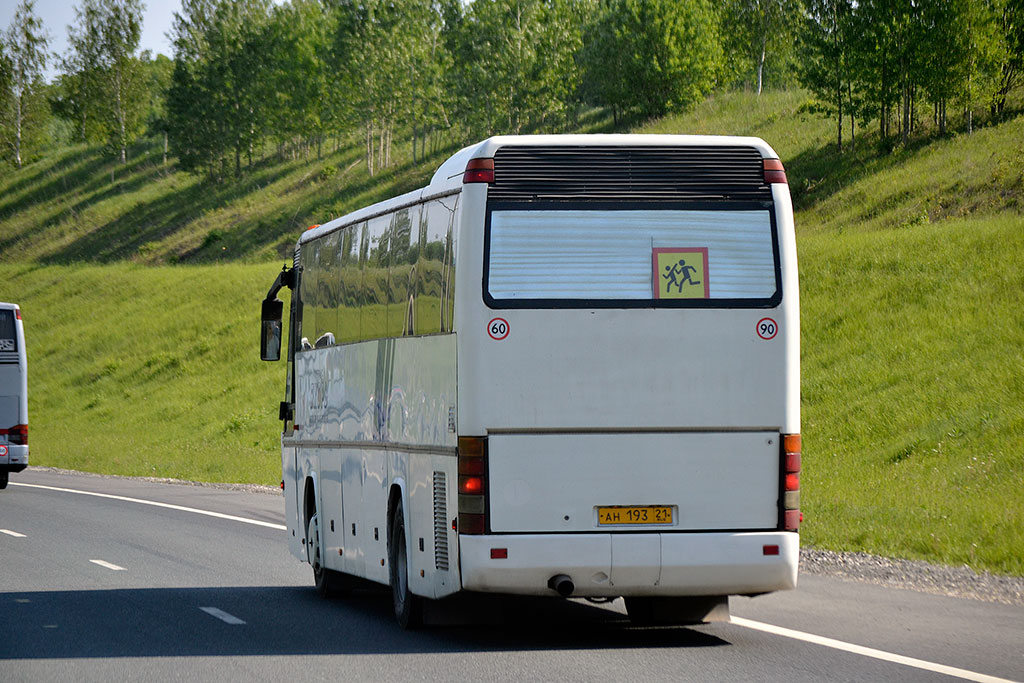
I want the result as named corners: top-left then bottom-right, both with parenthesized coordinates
top-left (261, 134), bottom-right (801, 628)
top-left (0, 302), bottom-right (29, 490)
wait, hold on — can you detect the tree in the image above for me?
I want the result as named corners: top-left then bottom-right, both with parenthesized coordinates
top-left (799, 0), bottom-right (858, 151)
top-left (264, 0), bottom-right (334, 160)
top-left (60, 0), bottom-right (104, 143)
top-left (582, 0), bottom-right (722, 119)
top-left (57, 0), bottom-right (147, 162)
top-left (98, 0), bottom-right (145, 163)
top-left (0, 0), bottom-right (49, 169)
top-left (167, 0), bottom-right (272, 177)
top-left (721, 0), bottom-right (801, 94)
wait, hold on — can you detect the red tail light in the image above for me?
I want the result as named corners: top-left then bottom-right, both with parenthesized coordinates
top-left (463, 158), bottom-right (495, 184)
top-left (763, 158), bottom-right (788, 185)
top-left (458, 436), bottom-right (487, 534)
top-left (782, 433), bottom-right (800, 531)
top-left (5, 425), bottom-right (27, 445)
top-left (15, 308), bottom-right (22, 320)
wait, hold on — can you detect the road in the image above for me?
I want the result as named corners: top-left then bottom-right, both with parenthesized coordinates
top-left (1, 469), bottom-right (1021, 683)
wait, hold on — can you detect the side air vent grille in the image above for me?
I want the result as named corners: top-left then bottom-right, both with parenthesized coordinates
top-left (490, 145), bottom-right (771, 201)
top-left (433, 471), bottom-right (449, 571)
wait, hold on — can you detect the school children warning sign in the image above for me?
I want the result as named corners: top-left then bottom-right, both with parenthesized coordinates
top-left (652, 248), bottom-right (710, 299)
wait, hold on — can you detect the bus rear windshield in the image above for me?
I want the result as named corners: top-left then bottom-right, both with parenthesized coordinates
top-left (484, 202), bottom-right (781, 308)
top-left (0, 310), bottom-right (17, 352)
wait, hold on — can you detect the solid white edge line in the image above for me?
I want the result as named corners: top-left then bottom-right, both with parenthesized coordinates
top-left (1, 529), bottom-right (27, 537)
top-left (10, 482), bottom-right (286, 530)
top-left (731, 616), bottom-right (1019, 683)
top-left (200, 607), bottom-right (246, 625)
top-left (89, 559), bottom-right (126, 571)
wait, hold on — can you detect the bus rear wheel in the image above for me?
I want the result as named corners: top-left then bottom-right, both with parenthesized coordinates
top-left (388, 503), bottom-right (423, 629)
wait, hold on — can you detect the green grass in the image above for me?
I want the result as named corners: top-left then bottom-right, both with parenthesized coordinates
top-left (0, 134), bottom-right (452, 266)
top-left (799, 214), bottom-right (1024, 573)
top-left (0, 262), bottom-right (290, 484)
top-left (2, 89), bottom-right (1023, 574)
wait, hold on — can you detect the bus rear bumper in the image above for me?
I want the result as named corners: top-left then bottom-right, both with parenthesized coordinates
top-left (0, 444), bottom-right (28, 472)
top-left (459, 531), bottom-right (798, 597)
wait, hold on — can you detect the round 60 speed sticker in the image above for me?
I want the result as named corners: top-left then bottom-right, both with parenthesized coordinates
top-left (757, 318), bottom-right (778, 340)
top-left (487, 318), bottom-right (510, 340)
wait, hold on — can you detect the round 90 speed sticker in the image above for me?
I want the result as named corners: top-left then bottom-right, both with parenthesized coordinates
top-left (487, 318), bottom-right (510, 340)
top-left (757, 318), bottom-right (778, 340)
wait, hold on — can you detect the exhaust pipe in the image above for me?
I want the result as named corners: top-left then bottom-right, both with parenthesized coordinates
top-left (547, 574), bottom-right (575, 597)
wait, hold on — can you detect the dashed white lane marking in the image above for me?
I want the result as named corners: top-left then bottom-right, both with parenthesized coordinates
top-left (89, 559), bottom-right (126, 571)
top-left (200, 607), bottom-right (246, 625)
top-left (10, 482), bottom-right (286, 530)
top-left (732, 616), bottom-right (1019, 683)
top-left (0, 529), bottom-right (27, 537)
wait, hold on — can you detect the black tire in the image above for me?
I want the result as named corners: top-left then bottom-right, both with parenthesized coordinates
top-left (307, 513), bottom-right (349, 598)
top-left (0, 471), bottom-right (8, 490)
top-left (388, 503), bottom-right (423, 629)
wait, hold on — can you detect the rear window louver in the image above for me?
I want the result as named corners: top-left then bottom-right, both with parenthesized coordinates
top-left (489, 146), bottom-right (771, 201)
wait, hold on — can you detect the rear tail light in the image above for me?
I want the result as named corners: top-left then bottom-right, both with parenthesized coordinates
top-left (4, 425), bottom-right (27, 445)
top-left (458, 436), bottom-right (487, 534)
top-left (763, 158), bottom-right (788, 185)
top-left (463, 158), bottom-right (495, 184)
top-left (15, 308), bottom-right (22, 320)
top-left (782, 433), bottom-right (800, 531)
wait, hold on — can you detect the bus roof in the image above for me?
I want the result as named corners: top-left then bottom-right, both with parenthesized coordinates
top-left (300, 134), bottom-right (781, 247)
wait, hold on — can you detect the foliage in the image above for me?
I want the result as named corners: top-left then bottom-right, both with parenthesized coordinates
top-left (166, 0), bottom-right (273, 178)
top-left (0, 0), bottom-right (50, 169)
top-left (719, 0), bottom-right (802, 94)
top-left (581, 0), bottom-right (722, 118)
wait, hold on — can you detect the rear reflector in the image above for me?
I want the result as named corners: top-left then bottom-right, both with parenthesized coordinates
top-left (490, 548), bottom-right (508, 560)
top-left (463, 158), bottom-right (495, 184)
top-left (763, 158), bottom-right (787, 185)
top-left (763, 545), bottom-right (780, 556)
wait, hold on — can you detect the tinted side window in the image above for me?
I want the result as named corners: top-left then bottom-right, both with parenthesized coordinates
top-left (362, 214), bottom-right (391, 340)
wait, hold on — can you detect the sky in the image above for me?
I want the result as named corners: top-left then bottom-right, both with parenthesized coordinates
top-left (0, 0), bottom-right (181, 82)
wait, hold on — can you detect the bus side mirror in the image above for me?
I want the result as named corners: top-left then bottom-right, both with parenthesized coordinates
top-left (261, 298), bottom-right (284, 361)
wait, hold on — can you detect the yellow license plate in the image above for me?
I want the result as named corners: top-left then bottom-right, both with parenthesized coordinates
top-left (597, 506), bottom-right (673, 526)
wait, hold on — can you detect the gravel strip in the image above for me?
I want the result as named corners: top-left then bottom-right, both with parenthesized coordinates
top-left (801, 548), bottom-right (1024, 606)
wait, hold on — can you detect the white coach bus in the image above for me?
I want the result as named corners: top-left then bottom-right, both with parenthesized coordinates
top-left (0, 302), bottom-right (29, 490)
top-left (260, 135), bottom-right (801, 628)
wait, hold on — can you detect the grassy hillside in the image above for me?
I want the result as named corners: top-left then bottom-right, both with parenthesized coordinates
top-left (1, 90), bottom-right (1022, 574)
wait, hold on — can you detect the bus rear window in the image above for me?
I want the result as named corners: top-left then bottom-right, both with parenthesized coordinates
top-left (0, 310), bottom-right (16, 352)
top-left (484, 203), bottom-right (780, 308)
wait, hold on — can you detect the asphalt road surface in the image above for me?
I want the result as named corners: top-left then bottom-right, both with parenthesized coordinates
top-left (1, 469), bottom-right (1021, 683)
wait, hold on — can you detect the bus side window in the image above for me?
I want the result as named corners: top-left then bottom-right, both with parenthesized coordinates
top-left (337, 223), bottom-right (363, 344)
top-left (388, 207), bottom-right (415, 337)
top-left (300, 240), bottom-right (318, 350)
top-left (419, 198), bottom-right (456, 334)
top-left (362, 214), bottom-right (391, 340)
top-left (315, 231), bottom-right (339, 347)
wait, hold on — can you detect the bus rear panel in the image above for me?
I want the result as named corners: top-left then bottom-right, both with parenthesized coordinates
top-left (0, 303), bottom-right (29, 489)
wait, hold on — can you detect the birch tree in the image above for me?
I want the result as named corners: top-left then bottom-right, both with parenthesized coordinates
top-left (0, 0), bottom-right (49, 169)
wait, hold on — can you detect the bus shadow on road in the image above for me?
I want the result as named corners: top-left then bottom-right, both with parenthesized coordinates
top-left (0, 585), bottom-right (730, 659)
